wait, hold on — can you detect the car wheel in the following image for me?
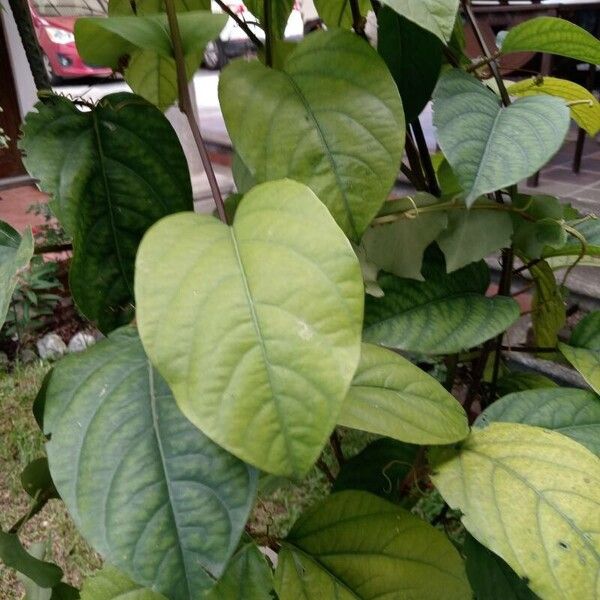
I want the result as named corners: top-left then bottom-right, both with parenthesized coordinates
top-left (203, 40), bottom-right (226, 70)
top-left (43, 54), bottom-right (62, 86)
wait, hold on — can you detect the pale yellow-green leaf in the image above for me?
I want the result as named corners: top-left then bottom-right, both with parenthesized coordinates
top-left (432, 422), bottom-right (600, 600)
top-left (509, 76), bottom-right (600, 136)
top-left (340, 343), bottom-right (469, 444)
top-left (559, 342), bottom-right (600, 395)
top-left (81, 566), bottom-right (167, 599)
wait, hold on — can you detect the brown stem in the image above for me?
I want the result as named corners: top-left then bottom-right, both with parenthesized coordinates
top-left (349, 0), bottom-right (368, 39)
top-left (513, 258), bottom-right (542, 275)
top-left (501, 345), bottom-right (557, 353)
top-left (400, 162), bottom-right (422, 189)
top-left (316, 458), bottom-right (335, 484)
top-left (214, 0), bottom-right (264, 48)
top-left (263, 0), bottom-right (273, 67)
top-left (164, 0), bottom-right (227, 223)
top-left (34, 243), bottom-right (73, 255)
top-left (330, 430), bottom-right (345, 467)
top-left (411, 119), bottom-right (441, 197)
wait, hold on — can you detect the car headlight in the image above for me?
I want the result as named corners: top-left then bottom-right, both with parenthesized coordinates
top-left (45, 27), bottom-right (74, 44)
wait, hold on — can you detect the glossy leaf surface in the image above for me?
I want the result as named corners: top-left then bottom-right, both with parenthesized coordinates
top-left (502, 17), bottom-right (600, 65)
top-left (136, 180), bottom-right (364, 478)
top-left (20, 94), bottom-right (193, 333)
top-left (0, 221), bottom-right (33, 330)
top-left (219, 30), bottom-right (405, 240)
top-left (43, 328), bottom-right (257, 599)
top-left (340, 343), bottom-right (469, 444)
top-left (432, 423), bottom-right (600, 600)
top-left (275, 491), bottom-right (471, 599)
top-left (380, 0), bottom-right (460, 42)
top-left (433, 69), bottom-right (569, 205)
top-left (364, 260), bottom-right (520, 354)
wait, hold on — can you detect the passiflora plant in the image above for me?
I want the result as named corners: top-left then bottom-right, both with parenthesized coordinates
top-left (3, 0), bottom-right (600, 598)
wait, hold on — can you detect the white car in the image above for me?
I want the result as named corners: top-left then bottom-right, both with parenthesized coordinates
top-left (204, 1), bottom-right (305, 69)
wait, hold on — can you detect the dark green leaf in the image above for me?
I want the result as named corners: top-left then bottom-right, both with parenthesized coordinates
top-left (501, 17), bottom-right (600, 65)
top-left (43, 328), bottom-right (257, 599)
top-left (364, 260), bottom-right (520, 354)
top-left (332, 438), bottom-right (418, 504)
top-left (464, 534), bottom-right (538, 600)
top-left (20, 457), bottom-right (58, 500)
top-left (530, 261), bottom-right (566, 350)
top-left (0, 532), bottom-right (62, 588)
top-left (313, 0), bottom-right (371, 28)
top-left (0, 221), bottom-right (34, 330)
top-left (543, 218), bottom-right (600, 268)
top-left (109, 0), bottom-right (210, 15)
top-left (275, 491), bottom-right (471, 599)
top-left (245, 0), bottom-right (294, 40)
top-left (475, 387), bottom-right (600, 457)
top-left (378, 6), bottom-right (442, 123)
top-left (205, 542), bottom-right (274, 600)
top-left (20, 94), bottom-right (193, 333)
top-left (433, 69), bottom-right (569, 205)
top-left (219, 29), bottom-right (405, 240)
top-left (496, 372), bottom-right (557, 397)
top-left (571, 311), bottom-right (600, 350)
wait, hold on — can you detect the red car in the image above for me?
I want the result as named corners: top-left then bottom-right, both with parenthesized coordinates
top-left (29, 0), bottom-right (113, 84)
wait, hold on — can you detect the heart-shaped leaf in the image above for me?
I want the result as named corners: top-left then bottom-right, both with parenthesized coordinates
top-left (509, 76), bottom-right (600, 136)
top-left (340, 343), bottom-right (469, 444)
top-left (81, 566), bottom-right (166, 599)
top-left (464, 535), bottom-right (538, 600)
top-left (364, 260), bottom-right (520, 354)
top-left (432, 423), bottom-right (600, 600)
top-left (501, 17), bottom-right (600, 65)
top-left (109, 0), bottom-right (210, 15)
top-left (274, 491), bottom-right (471, 599)
top-left (380, 0), bottom-right (460, 42)
top-left (20, 93), bottom-right (193, 333)
top-left (476, 387), bottom-right (600, 456)
top-left (135, 179), bottom-right (364, 478)
top-left (433, 69), bottom-right (570, 205)
top-left (313, 0), bottom-right (371, 28)
top-left (0, 221), bottom-right (33, 330)
top-left (378, 6), bottom-right (443, 124)
top-left (43, 328), bottom-right (257, 600)
top-left (75, 12), bottom-right (226, 109)
top-left (219, 29), bottom-right (405, 241)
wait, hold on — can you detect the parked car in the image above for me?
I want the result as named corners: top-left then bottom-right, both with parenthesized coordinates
top-left (29, 0), bottom-right (113, 84)
top-left (204, 1), bottom-right (304, 69)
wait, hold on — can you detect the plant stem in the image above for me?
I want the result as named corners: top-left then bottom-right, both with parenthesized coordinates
top-left (263, 0), bottom-right (273, 67)
top-left (214, 0), bottom-right (264, 48)
top-left (404, 134), bottom-right (428, 191)
top-left (444, 354), bottom-right (459, 392)
top-left (400, 163), bottom-right (422, 189)
top-left (466, 50), bottom-right (502, 73)
top-left (500, 345), bottom-right (557, 353)
top-left (9, 492), bottom-right (51, 535)
top-left (330, 430), bottom-right (345, 467)
top-left (411, 119), bottom-right (441, 197)
top-left (316, 458), bottom-right (336, 484)
top-left (349, 0), bottom-right (367, 38)
top-left (164, 0), bottom-right (227, 223)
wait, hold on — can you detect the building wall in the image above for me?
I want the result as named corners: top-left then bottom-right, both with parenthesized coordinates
top-left (0, 0), bottom-right (37, 119)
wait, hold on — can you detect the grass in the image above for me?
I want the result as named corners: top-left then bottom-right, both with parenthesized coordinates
top-left (0, 361), bottom-right (101, 599)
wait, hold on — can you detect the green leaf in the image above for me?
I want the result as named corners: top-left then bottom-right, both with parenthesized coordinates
top-left (204, 542), bottom-right (274, 600)
top-left (135, 180), bottom-right (364, 478)
top-left (560, 343), bottom-right (600, 395)
top-left (313, 0), bottom-right (371, 28)
top-left (219, 29), bottom-right (405, 240)
top-left (530, 261), bottom-right (566, 350)
top-left (80, 566), bottom-right (166, 600)
top-left (476, 387), bottom-right (600, 457)
top-left (380, 0), bottom-right (460, 42)
top-left (437, 204), bottom-right (513, 272)
top-left (43, 328), bottom-right (257, 599)
top-left (433, 69), bottom-right (570, 206)
top-left (0, 532), bottom-right (63, 588)
top-left (378, 6), bottom-right (443, 124)
top-left (360, 194), bottom-right (448, 281)
top-left (50, 583), bottom-right (80, 600)
top-left (20, 93), bottom-right (193, 333)
top-left (431, 422), bottom-right (600, 600)
top-left (464, 534), bottom-right (538, 600)
top-left (0, 221), bottom-right (34, 330)
top-left (501, 16), bottom-right (600, 65)
top-left (571, 311), bottom-right (600, 350)
top-left (508, 76), bottom-right (600, 137)
top-left (232, 152), bottom-right (256, 196)
top-left (20, 457), bottom-right (58, 500)
top-left (75, 12), bottom-right (227, 109)
top-left (543, 218), bottom-right (600, 268)
top-left (245, 0), bottom-right (294, 40)
top-left (275, 491), bottom-right (470, 599)
top-left (332, 438), bottom-right (418, 504)
top-left (109, 0), bottom-right (210, 15)
top-left (496, 372), bottom-right (558, 397)
top-left (340, 343), bottom-right (469, 444)
top-left (363, 260), bottom-right (520, 354)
